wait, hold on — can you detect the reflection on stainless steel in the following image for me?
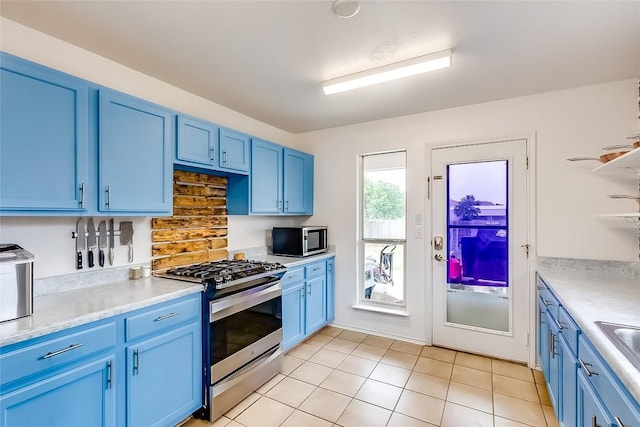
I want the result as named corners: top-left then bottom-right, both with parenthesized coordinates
top-left (595, 321), bottom-right (640, 371)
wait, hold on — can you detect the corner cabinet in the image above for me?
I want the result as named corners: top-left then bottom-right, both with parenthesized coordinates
top-left (0, 293), bottom-right (202, 427)
top-left (231, 138), bottom-right (313, 216)
top-left (98, 89), bottom-right (173, 214)
top-left (282, 256), bottom-right (335, 350)
top-left (0, 52), bottom-right (89, 213)
top-left (537, 275), bottom-right (640, 427)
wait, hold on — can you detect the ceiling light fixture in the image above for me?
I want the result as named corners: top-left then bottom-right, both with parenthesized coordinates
top-left (332, 0), bottom-right (360, 19)
top-left (322, 49), bottom-right (452, 95)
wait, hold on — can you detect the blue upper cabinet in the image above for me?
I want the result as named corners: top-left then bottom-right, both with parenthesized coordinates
top-left (283, 148), bottom-right (313, 215)
top-left (0, 53), bottom-right (89, 212)
top-left (218, 128), bottom-right (250, 174)
top-left (251, 138), bottom-right (283, 213)
top-left (231, 138), bottom-right (313, 216)
top-left (98, 89), bottom-right (173, 214)
top-left (176, 115), bottom-right (219, 168)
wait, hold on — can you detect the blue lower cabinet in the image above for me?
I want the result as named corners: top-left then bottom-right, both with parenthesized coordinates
top-left (0, 356), bottom-right (116, 427)
top-left (282, 257), bottom-right (334, 350)
top-left (126, 322), bottom-right (202, 427)
top-left (577, 370), bottom-right (613, 427)
top-left (559, 336), bottom-right (577, 427)
top-left (305, 275), bottom-right (326, 335)
top-left (282, 283), bottom-right (305, 350)
top-left (326, 259), bottom-right (335, 323)
top-left (0, 293), bottom-right (202, 427)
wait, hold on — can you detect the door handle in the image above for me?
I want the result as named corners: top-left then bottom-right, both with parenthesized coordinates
top-left (434, 254), bottom-right (444, 262)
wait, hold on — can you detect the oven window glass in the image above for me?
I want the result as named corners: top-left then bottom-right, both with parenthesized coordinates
top-left (210, 299), bottom-right (282, 365)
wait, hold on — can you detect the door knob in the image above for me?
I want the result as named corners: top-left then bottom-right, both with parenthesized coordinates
top-left (434, 254), bottom-right (444, 262)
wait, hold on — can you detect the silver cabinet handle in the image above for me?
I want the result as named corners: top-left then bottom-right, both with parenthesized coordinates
top-left (222, 151), bottom-right (227, 164)
top-left (80, 182), bottom-right (85, 208)
top-left (133, 349), bottom-right (140, 375)
top-left (579, 358), bottom-right (598, 376)
top-left (542, 298), bottom-right (552, 307)
top-left (210, 146), bottom-right (215, 162)
top-left (285, 200), bottom-right (289, 211)
top-left (42, 343), bottom-right (83, 359)
top-left (154, 312), bottom-right (179, 322)
top-left (614, 417), bottom-right (627, 427)
top-left (554, 318), bottom-right (565, 330)
top-left (106, 185), bottom-right (111, 207)
top-left (106, 360), bottom-right (113, 389)
top-left (592, 415), bottom-right (602, 427)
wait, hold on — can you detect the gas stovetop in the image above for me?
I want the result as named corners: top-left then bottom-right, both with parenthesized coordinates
top-left (157, 259), bottom-right (287, 290)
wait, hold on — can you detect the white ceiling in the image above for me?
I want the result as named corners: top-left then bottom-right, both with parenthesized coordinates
top-left (1, 1), bottom-right (639, 133)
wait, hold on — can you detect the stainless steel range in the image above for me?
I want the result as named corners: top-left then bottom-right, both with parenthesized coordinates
top-left (157, 259), bottom-right (287, 421)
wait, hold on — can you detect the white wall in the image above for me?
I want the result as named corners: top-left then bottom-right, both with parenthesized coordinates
top-left (298, 79), bottom-right (639, 343)
top-left (0, 18), bottom-right (299, 278)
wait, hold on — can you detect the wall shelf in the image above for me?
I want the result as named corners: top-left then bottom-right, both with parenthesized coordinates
top-left (592, 146), bottom-right (640, 174)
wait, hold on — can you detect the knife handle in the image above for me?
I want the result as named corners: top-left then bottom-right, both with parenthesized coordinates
top-left (99, 249), bottom-right (105, 267)
top-left (77, 251), bottom-right (83, 269)
top-left (109, 248), bottom-right (114, 266)
top-left (88, 250), bottom-right (94, 268)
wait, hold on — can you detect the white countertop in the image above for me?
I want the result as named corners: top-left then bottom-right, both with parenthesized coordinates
top-left (536, 264), bottom-right (640, 402)
top-left (0, 277), bottom-right (202, 348)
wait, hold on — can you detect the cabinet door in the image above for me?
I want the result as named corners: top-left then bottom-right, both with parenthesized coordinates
top-left (326, 259), bottom-right (335, 323)
top-left (127, 322), bottom-right (202, 427)
top-left (537, 299), bottom-right (550, 377)
top-left (219, 128), bottom-right (249, 173)
top-left (176, 115), bottom-right (218, 167)
top-left (251, 139), bottom-right (283, 213)
top-left (305, 276), bottom-right (327, 335)
top-left (577, 370), bottom-right (613, 427)
top-left (282, 283), bottom-right (305, 350)
top-left (0, 54), bottom-right (88, 211)
top-left (283, 149), bottom-right (312, 214)
top-left (98, 89), bottom-right (172, 214)
top-left (0, 356), bottom-right (115, 427)
top-left (559, 336), bottom-right (577, 427)
top-left (547, 311), bottom-right (561, 413)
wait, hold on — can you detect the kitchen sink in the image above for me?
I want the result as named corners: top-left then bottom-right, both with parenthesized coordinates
top-left (595, 321), bottom-right (640, 371)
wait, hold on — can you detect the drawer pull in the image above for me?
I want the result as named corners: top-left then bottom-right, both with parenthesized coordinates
top-left (579, 358), bottom-right (598, 376)
top-left (592, 415), bottom-right (602, 427)
top-left (42, 343), bottom-right (83, 359)
top-left (554, 318), bottom-right (565, 330)
top-left (614, 416), bottom-right (627, 427)
top-left (542, 298), bottom-right (553, 307)
top-left (154, 312), bottom-right (179, 322)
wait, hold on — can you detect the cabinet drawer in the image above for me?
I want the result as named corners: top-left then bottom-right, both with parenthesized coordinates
top-left (558, 307), bottom-right (579, 356)
top-left (281, 267), bottom-right (304, 289)
top-left (305, 262), bottom-right (326, 279)
top-left (578, 335), bottom-right (640, 426)
top-left (537, 281), bottom-right (560, 320)
top-left (126, 295), bottom-right (201, 342)
top-left (0, 322), bottom-right (116, 386)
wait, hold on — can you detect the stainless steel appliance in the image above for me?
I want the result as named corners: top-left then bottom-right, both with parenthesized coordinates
top-left (272, 226), bottom-right (328, 257)
top-left (157, 259), bottom-right (287, 421)
top-left (0, 244), bottom-right (34, 323)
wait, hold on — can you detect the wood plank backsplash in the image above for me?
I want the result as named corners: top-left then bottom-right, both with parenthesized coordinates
top-left (151, 170), bottom-right (229, 271)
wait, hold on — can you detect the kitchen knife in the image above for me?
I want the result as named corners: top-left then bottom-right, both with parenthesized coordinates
top-left (120, 221), bottom-right (134, 263)
top-left (87, 218), bottom-right (97, 268)
top-left (108, 218), bottom-right (115, 265)
top-left (75, 218), bottom-right (85, 269)
top-left (98, 220), bottom-right (107, 267)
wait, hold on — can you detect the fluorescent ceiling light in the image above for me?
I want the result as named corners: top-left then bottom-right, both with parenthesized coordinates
top-left (322, 49), bottom-right (452, 95)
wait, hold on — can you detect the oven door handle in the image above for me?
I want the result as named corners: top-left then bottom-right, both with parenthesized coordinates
top-left (212, 345), bottom-right (282, 395)
top-left (210, 281), bottom-right (282, 322)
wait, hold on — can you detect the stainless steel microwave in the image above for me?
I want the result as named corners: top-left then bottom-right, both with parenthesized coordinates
top-left (272, 226), bottom-right (328, 257)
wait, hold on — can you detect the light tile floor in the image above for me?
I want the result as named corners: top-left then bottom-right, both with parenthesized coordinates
top-left (184, 326), bottom-right (558, 427)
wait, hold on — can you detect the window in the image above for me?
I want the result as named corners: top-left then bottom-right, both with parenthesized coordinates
top-left (360, 151), bottom-right (406, 306)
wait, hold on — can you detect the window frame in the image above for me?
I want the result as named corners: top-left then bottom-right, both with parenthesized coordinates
top-left (358, 150), bottom-right (407, 308)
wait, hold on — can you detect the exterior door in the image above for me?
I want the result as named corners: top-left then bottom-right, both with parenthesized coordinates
top-left (431, 139), bottom-right (530, 363)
